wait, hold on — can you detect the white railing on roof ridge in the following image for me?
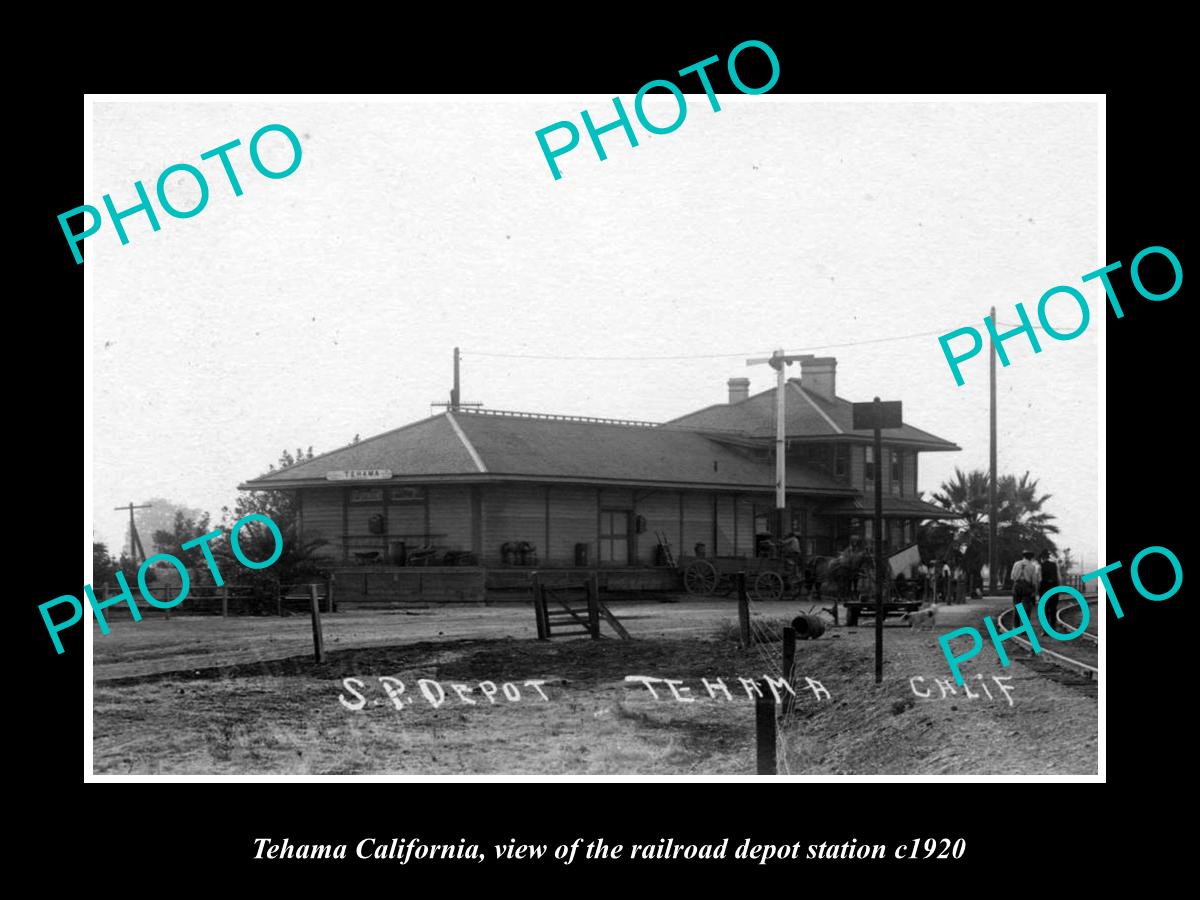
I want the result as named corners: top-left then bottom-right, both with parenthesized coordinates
top-left (455, 407), bottom-right (661, 428)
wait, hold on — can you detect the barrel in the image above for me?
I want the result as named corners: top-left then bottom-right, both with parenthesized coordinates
top-left (791, 613), bottom-right (826, 640)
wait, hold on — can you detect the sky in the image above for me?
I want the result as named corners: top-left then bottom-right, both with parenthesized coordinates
top-left (89, 97), bottom-right (1100, 571)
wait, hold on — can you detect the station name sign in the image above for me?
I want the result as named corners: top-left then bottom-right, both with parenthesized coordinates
top-left (326, 469), bottom-right (393, 481)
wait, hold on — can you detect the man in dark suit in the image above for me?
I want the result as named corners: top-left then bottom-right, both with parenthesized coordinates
top-left (1039, 550), bottom-right (1062, 630)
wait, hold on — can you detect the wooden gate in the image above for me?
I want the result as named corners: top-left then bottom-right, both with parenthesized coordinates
top-left (531, 572), bottom-right (630, 640)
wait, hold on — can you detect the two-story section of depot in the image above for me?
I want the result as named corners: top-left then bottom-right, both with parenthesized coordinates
top-left (239, 356), bottom-right (958, 606)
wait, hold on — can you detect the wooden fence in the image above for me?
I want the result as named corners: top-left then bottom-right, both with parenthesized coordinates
top-left (93, 579), bottom-right (335, 617)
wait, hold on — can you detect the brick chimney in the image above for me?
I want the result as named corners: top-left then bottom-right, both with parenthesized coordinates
top-left (727, 377), bottom-right (750, 404)
top-left (799, 357), bottom-right (837, 399)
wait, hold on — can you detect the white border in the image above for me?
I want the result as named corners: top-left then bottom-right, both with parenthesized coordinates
top-left (83, 92), bottom-right (1105, 784)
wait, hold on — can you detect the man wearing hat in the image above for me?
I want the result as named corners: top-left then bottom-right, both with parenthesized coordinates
top-left (781, 531), bottom-right (802, 583)
top-left (1009, 549), bottom-right (1042, 617)
top-left (1038, 549), bottom-right (1062, 628)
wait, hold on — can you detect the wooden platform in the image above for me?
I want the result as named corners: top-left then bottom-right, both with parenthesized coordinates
top-left (328, 564), bottom-right (680, 608)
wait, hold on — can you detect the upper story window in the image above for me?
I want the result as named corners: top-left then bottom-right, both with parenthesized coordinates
top-left (892, 450), bottom-right (902, 494)
top-left (835, 444), bottom-right (849, 479)
top-left (865, 445), bottom-right (875, 484)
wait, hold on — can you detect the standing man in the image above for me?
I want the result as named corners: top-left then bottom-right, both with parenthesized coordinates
top-left (1038, 549), bottom-right (1062, 629)
top-left (781, 531), bottom-right (802, 585)
top-left (1010, 549), bottom-right (1041, 618)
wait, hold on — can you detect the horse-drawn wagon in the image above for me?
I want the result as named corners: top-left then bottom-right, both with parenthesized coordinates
top-left (678, 555), bottom-right (797, 601)
top-left (804, 541), bottom-right (924, 625)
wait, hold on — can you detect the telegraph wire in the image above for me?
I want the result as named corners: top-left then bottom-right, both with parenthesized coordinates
top-left (462, 327), bottom-right (959, 362)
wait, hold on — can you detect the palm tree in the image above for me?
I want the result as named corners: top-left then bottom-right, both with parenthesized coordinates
top-left (920, 468), bottom-right (990, 590)
top-left (919, 468), bottom-right (1059, 592)
top-left (995, 471), bottom-right (1059, 577)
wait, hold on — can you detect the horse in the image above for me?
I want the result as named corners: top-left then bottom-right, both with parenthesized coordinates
top-left (803, 548), bottom-right (872, 601)
top-left (802, 548), bottom-right (877, 623)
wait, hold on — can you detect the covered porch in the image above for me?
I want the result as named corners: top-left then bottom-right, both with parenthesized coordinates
top-left (817, 495), bottom-right (955, 555)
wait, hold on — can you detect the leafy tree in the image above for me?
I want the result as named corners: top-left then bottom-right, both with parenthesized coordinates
top-left (92, 542), bottom-right (118, 586)
top-left (147, 509), bottom-right (215, 587)
top-left (217, 447), bottom-right (329, 610)
top-left (92, 541), bottom-right (146, 586)
top-left (152, 510), bottom-right (213, 558)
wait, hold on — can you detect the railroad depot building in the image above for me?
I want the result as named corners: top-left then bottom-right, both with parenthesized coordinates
top-left (239, 357), bottom-right (959, 605)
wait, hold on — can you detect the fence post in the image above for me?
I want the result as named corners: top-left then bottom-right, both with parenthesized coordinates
top-left (326, 576), bottom-right (335, 613)
top-left (275, 582), bottom-right (282, 617)
top-left (221, 585), bottom-right (229, 618)
top-left (781, 626), bottom-right (796, 717)
top-left (737, 571), bottom-right (751, 648)
top-left (755, 678), bottom-right (777, 775)
top-left (531, 572), bottom-right (547, 640)
top-left (309, 583), bottom-right (326, 663)
top-left (587, 572), bottom-right (601, 640)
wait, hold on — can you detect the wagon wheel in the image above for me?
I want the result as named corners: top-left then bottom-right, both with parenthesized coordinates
top-left (753, 571), bottom-right (785, 602)
top-left (715, 575), bottom-right (735, 597)
top-left (683, 559), bottom-right (719, 595)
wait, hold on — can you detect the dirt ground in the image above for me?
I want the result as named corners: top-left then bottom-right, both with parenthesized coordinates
top-left (91, 597), bottom-right (1098, 776)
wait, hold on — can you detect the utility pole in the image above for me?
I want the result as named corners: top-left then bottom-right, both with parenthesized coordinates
top-left (873, 399), bottom-right (884, 682)
top-left (988, 304), bottom-right (998, 594)
top-left (852, 399), bottom-right (903, 684)
top-left (746, 350), bottom-right (815, 541)
top-left (430, 347), bottom-right (482, 414)
top-left (452, 346), bottom-right (461, 410)
top-left (115, 502), bottom-right (152, 565)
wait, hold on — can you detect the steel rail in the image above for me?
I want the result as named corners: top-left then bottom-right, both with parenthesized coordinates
top-left (1000, 604), bottom-right (1098, 680)
top-left (1055, 597), bottom-right (1099, 645)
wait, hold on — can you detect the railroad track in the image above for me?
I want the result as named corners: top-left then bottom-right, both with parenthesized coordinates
top-left (998, 600), bottom-right (1098, 688)
top-left (1056, 598), bottom-right (1098, 644)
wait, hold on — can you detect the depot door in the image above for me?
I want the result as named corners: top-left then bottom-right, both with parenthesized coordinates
top-left (598, 509), bottom-right (630, 564)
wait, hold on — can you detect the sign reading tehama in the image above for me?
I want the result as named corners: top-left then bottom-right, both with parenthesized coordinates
top-left (325, 469), bottom-right (393, 481)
